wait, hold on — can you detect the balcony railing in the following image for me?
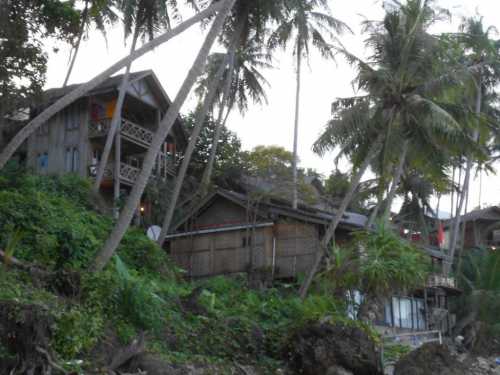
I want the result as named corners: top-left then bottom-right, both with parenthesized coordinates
top-left (90, 160), bottom-right (175, 186)
top-left (426, 274), bottom-right (457, 289)
top-left (89, 118), bottom-right (154, 148)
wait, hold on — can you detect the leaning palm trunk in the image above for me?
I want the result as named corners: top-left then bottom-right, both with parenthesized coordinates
top-left (156, 52), bottom-right (232, 247)
top-left (199, 48), bottom-right (237, 196)
top-left (92, 27), bottom-right (139, 194)
top-left (445, 75), bottom-right (482, 275)
top-left (90, 0), bottom-right (235, 272)
top-left (299, 135), bottom-right (384, 299)
top-left (382, 140), bottom-right (409, 224)
top-left (292, 49), bottom-right (302, 210)
top-left (0, 2), bottom-right (225, 170)
top-left (63, 0), bottom-right (89, 87)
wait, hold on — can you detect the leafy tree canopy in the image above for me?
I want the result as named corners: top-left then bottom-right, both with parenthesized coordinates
top-left (0, 0), bottom-right (80, 115)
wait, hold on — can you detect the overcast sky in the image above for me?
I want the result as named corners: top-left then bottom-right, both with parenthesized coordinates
top-left (43, 0), bottom-right (500, 217)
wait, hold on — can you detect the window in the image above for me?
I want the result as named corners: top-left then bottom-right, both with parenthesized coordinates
top-left (65, 147), bottom-right (79, 172)
top-left (385, 296), bottom-right (426, 331)
top-left (37, 152), bottom-right (48, 172)
top-left (64, 107), bottom-right (79, 131)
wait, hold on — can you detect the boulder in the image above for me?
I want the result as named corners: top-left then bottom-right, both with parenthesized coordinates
top-left (284, 323), bottom-right (382, 375)
top-left (394, 342), bottom-right (468, 375)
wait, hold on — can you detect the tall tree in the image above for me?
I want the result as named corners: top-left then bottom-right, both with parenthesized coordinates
top-left (93, 0), bottom-right (181, 194)
top-left (91, 0), bottom-right (237, 271)
top-left (0, 0), bottom-right (79, 120)
top-left (0, 1), bottom-right (226, 169)
top-left (63, 0), bottom-right (118, 87)
top-left (198, 40), bottom-right (271, 195)
top-left (156, 0), bottom-right (286, 244)
top-left (445, 17), bottom-right (500, 275)
top-left (269, 0), bottom-right (350, 209)
top-left (299, 0), bottom-right (470, 298)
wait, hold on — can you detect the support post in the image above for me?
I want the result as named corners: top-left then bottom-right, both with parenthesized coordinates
top-left (113, 120), bottom-right (121, 218)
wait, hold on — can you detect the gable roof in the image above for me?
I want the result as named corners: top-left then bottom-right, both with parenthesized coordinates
top-left (39, 70), bottom-right (187, 147)
top-left (172, 188), bottom-right (367, 234)
top-left (443, 206), bottom-right (500, 228)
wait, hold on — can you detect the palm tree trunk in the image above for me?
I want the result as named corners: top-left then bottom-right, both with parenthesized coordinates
top-left (298, 134), bottom-right (383, 299)
top-left (382, 140), bottom-right (409, 224)
top-left (198, 48), bottom-right (237, 196)
top-left (0, 1), bottom-right (225, 170)
top-left (292, 49), bottom-right (302, 210)
top-left (63, 0), bottom-right (89, 87)
top-left (92, 26), bottom-right (139, 194)
top-left (90, 0), bottom-right (235, 272)
top-left (445, 75), bottom-right (482, 275)
top-left (156, 51), bottom-right (232, 247)
top-left (451, 166), bottom-right (455, 218)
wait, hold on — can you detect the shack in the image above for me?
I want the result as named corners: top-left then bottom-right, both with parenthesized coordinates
top-left (165, 189), bottom-right (367, 279)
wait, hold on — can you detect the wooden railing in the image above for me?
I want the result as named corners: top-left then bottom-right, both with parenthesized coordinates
top-left (90, 160), bottom-right (175, 186)
top-left (426, 274), bottom-right (457, 289)
top-left (89, 118), bottom-right (154, 148)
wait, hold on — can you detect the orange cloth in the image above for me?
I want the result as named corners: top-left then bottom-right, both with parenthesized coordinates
top-left (105, 99), bottom-right (117, 118)
top-left (437, 221), bottom-right (445, 247)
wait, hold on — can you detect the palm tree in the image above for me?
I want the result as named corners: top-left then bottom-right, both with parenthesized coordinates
top-left (90, 0), bottom-right (237, 271)
top-left (198, 40), bottom-right (271, 195)
top-left (63, 0), bottom-right (118, 87)
top-left (445, 17), bottom-right (500, 275)
top-left (155, 1), bottom-right (284, 246)
top-left (0, 2), bottom-right (226, 169)
top-left (93, 0), bottom-right (181, 195)
top-left (269, 0), bottom-right (350, 209)
top-left (299, 0), bottom-right (471, 299)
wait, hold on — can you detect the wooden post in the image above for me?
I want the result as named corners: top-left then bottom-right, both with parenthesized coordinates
top-left (424, 287), bottom-right (430, 330)
top-left (113, 119), bottom-right (121, 218)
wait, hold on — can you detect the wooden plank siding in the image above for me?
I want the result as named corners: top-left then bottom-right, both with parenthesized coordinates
top-left (170, 227), bottom-right (274, 278)
top-left (273, 222), bottom-right (320, 278)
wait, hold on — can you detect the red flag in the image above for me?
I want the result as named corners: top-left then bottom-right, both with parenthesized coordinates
top-left (437, 221), bottom-right (445, 247)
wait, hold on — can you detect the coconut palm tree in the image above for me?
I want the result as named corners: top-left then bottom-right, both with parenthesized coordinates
top-left (446, 17), bottom-right (500, 275)
top-left (299, 0), bottom-right (472, 299)
top-left (92, 0), bottom-right (183, 195)
top-left (268, 0), bottom-right (350, 209)
top-left (198, 40), bottom-right (272, 195)
top-left (90, 0), bottom-right (237, 271)
top-left (63, 0), bottom-right (118, 87)
top-left (0, 2), bottom-right (225, 170)
top-left (154, 2), bottom-right (284, 246)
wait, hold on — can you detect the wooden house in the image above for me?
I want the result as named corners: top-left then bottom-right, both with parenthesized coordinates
top-left (442, 206), bottom-right (500, 250)
top-left (165, 189), bottom-right (367, 279)
top-left (22, 70), bottom-right (186, 213)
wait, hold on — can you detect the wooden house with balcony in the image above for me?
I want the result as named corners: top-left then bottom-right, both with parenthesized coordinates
top-left (25, 70), bottom-right (186, 214)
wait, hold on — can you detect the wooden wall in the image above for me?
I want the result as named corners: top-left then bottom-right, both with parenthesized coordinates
top-left (170, 226), bottom-right (273, 278)
top-left (27, 98), bottom-right (90, 178)
top-left (170, 220), bottom-right (321, 279)
top-left (273, 221), bottom-right (320, 278)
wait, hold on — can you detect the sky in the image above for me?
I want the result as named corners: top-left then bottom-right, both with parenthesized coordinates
top-left (43, 0), bottom-right (500, 217)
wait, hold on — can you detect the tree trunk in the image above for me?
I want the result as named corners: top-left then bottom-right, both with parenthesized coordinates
top-left (445, 75), bottom-right (482, 275)
top-left (156, 52), bottom-right (232, 247)
top-left (0, 1), bottom-right (225, 170)
top-left (382, 140), bottom-right (409, 224)
top-left (90, 0), bottom-right (235, 272)
top-left (92, 27), bottom-right (139, 194)
top-left (298, 134), bottom-right (383, 299)
top-left (292, 49), bottom-right (302, 210)
top-left (198, 48), bottom-right (237, 196)
top-left (63, 0), bottom-right (89, 87)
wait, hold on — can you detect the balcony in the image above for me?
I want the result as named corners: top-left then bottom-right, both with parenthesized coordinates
top-left (90, 160), bottom-right (175, 187)
top-left (426, 274), bottom-right (457, 290)
top-left (89, 118), bottom-right (154, 148)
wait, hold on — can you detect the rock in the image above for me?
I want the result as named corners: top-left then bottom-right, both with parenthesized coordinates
top-left (394, 342), bottom-right (468, 375)
top-left (326, 366), bottom-right (354, 375)
top-left (284, 323), bottom-right (383, 375)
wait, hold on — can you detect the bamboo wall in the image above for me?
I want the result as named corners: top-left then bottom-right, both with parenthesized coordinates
top-left (170, 220), bottom-right (321, 279)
